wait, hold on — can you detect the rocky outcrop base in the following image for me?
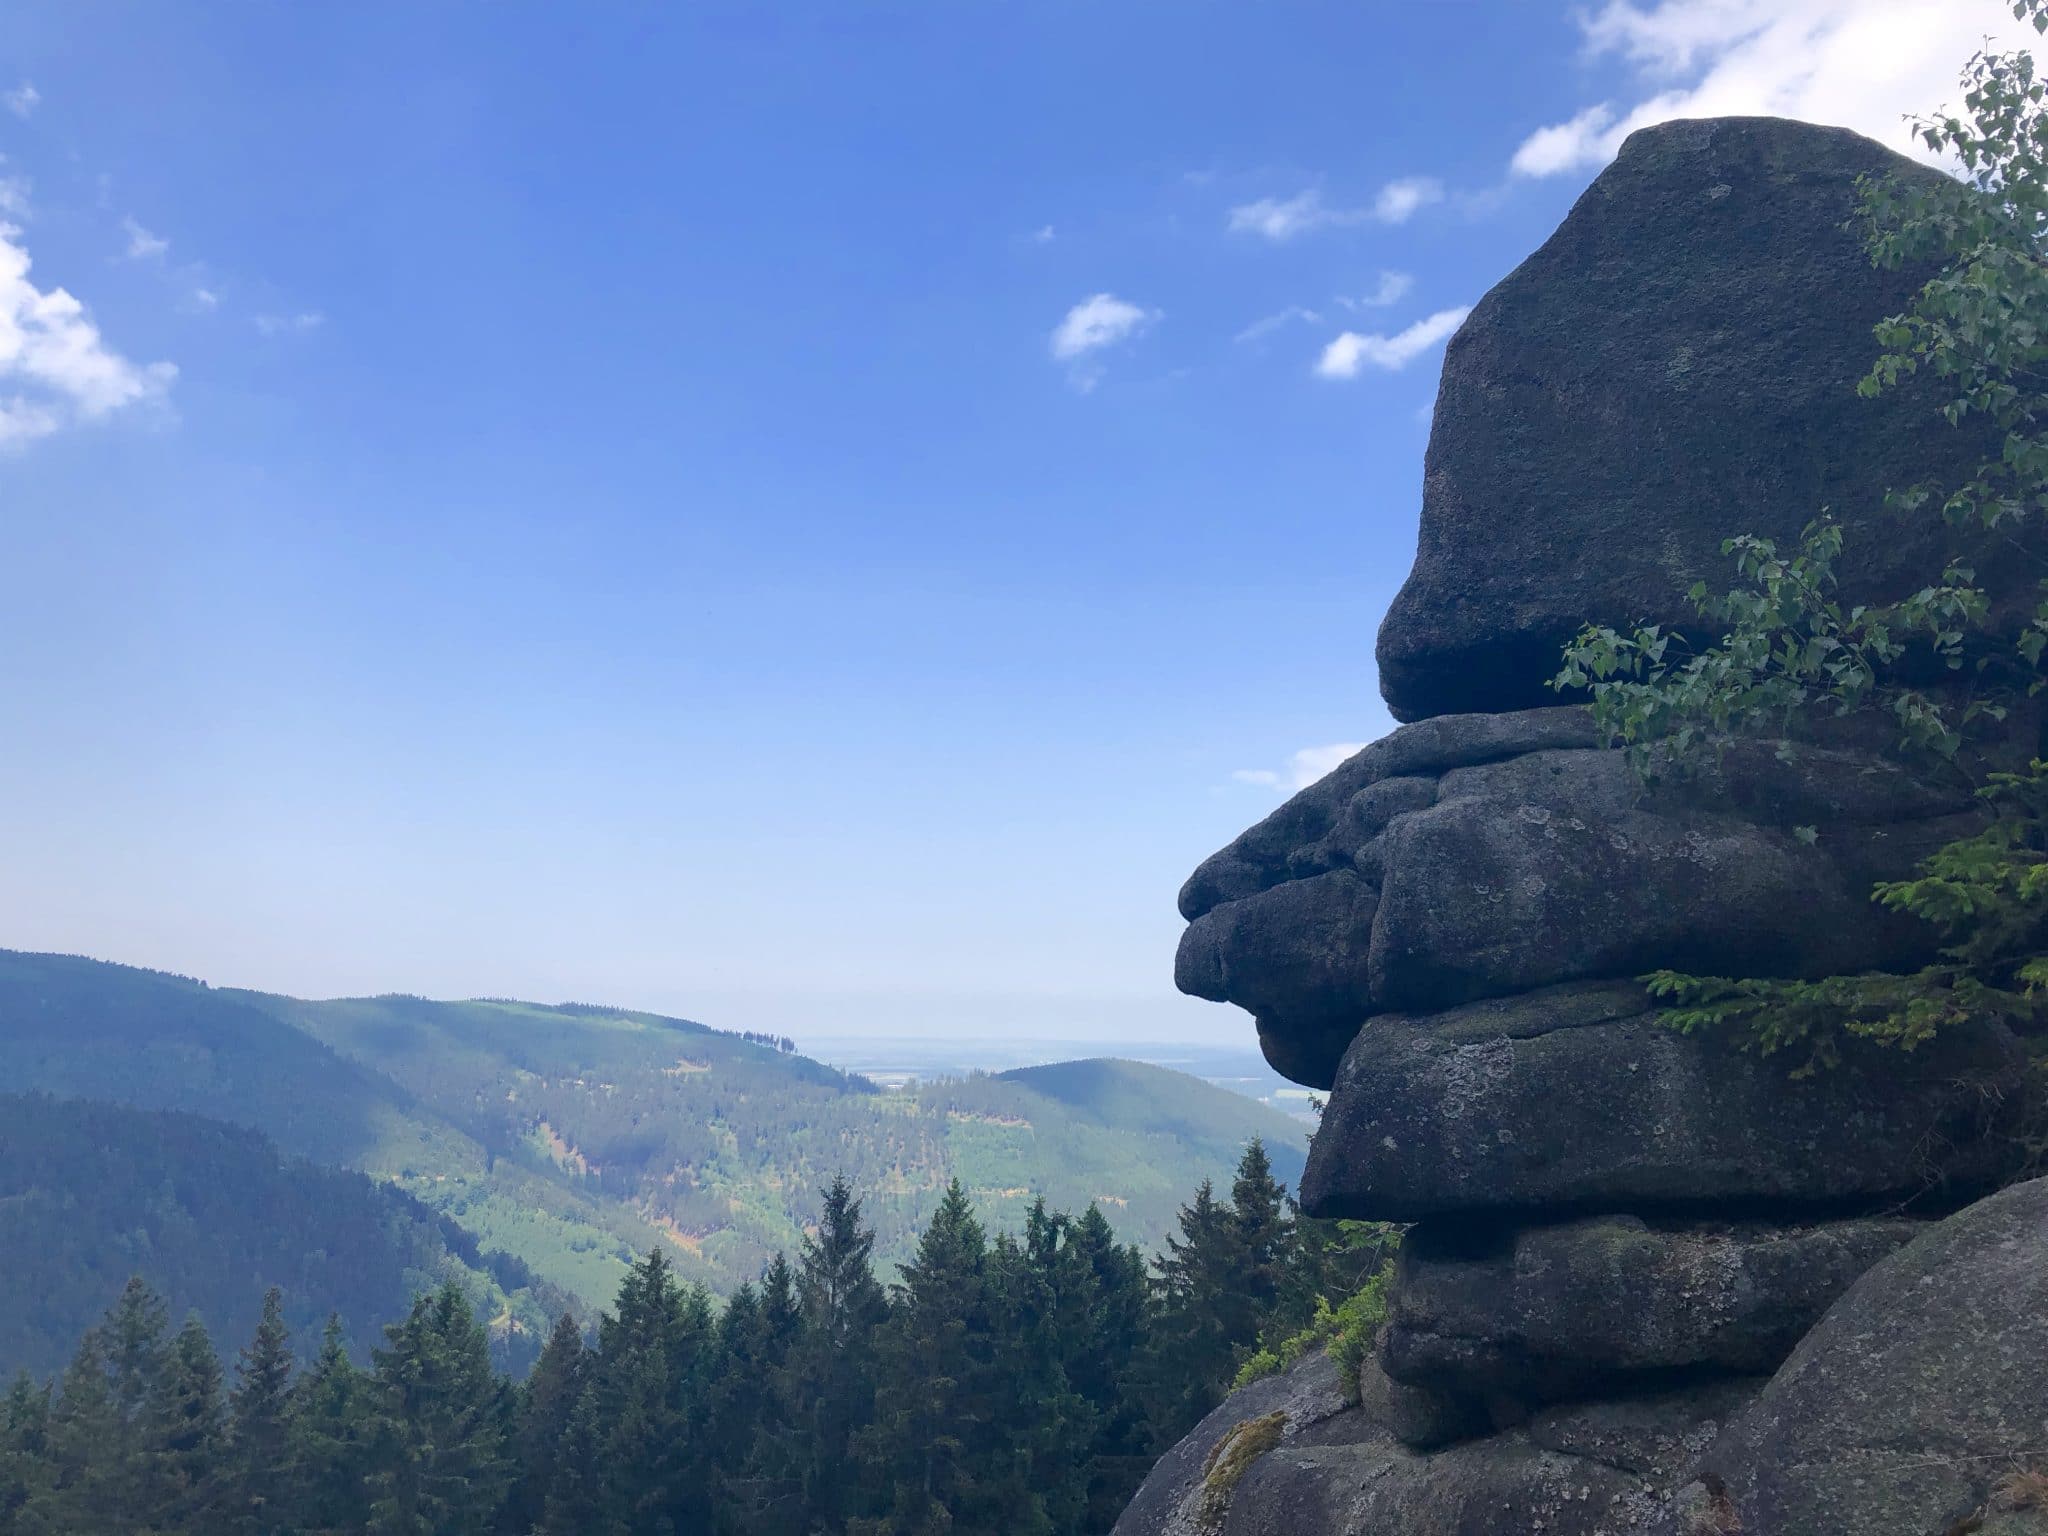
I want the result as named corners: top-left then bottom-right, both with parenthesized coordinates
top-left (1119, 1181), bottom-right (2048, 1536)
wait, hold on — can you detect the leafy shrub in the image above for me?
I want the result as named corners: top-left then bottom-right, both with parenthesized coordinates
top-left (1231, 1256), bottom-right (1394, 1400)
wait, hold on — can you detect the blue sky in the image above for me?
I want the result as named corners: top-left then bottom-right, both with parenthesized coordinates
top-left (0, 1), bottom-right (2013, 1043)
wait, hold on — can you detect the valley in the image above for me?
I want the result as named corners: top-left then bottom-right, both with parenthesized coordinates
top-left (0, 946), bottom-right (1305, 1375)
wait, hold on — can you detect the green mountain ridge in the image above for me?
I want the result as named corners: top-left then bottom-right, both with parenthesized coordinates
top-left (0, 948), bottom-right (1306, 1320)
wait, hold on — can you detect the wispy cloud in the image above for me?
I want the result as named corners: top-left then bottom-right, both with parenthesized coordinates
top-left (1228, 189), bottom-right (1360, 242)
top-left (1341, 271), bottom-right (1415, 310)
top-left (1032, 224), bottom-right (1057, 245)
top-left (3, 83), bottom-right (39, 121)
top-left (1233, 305), bottom-right (1322, 345)
top-left (183, 286), bottom-right (220, 313)
top-left (1228, 178), bottom-right (1444, 243)
top-left (1372, 177), bottom-right (1444, 224)
top-left (0, 221), bottom-right (176, 447)
top-left (255, 310), bottom-right (324, 337)
top-left (1510, 0), bottom-right (2032, 179)
top-left (1316, 305), bottom-right (1471, 379)
top-left (1232, 742), bottom-right (1370, 792)
top-left (122, 217), bottom-right (168, 261)
top-left (1050, 293), bottom-right (1156, 390)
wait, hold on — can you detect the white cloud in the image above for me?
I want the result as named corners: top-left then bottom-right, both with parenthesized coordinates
top-left (1048, 294), bottom-right (1155, 392)
top-left (1032, 224), bottom-right (1057, 244)
top-left (1373, 176), bottom-right (1445, 224)
top-left (184, 286), bottom-right (220, 312)
top-left (1511, 103), bottom-right (1620, 177)
top-left (0, 174), bottom-right (28, 220)
top-left (1316, 305), bottom-right (1472, 379)
top-left (3, 83), bottom-right (39, 120)
top-left (1512, 0), bottom-right (2034, 179)
top-left (1232, 742), bottom-right (1371, 793)
top-left (255, 310), bottom-right (324, 337)
top-left (0, 222), bottom-right (175, 446)
top-left (1229, 178), bottom-right (1444, 242)
top-left (122, 216), bottom-right (168, 261)
top-left (1341, 271), bottom-right (1415, 310)
top-left (1233, 304), bottom-right (1323, 345)
top-left (1229, 189), bottom-right (1360, 242)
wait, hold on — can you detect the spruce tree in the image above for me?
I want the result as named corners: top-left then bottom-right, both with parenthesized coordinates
top-left (1140, 1179), bottom-right (1237, 1444)
top-left (505, 1312), bottom-right (584, 1535)
top-left (983, 1223), bottom-right (1073, 1536)
top-left (789, 1175), bottom-right (887, 1534)
top-left (0, 1372), bottom-right (52, 1534)
top-left (36, 1326), bottom-right (121, 1534)
top-left (1066, 1203), bottom-right (1151, 1532)
top-left (105, 1277), bottom-right (171, 1467)
top-left (705, 1281), bottom-right (763, 1534)
top-left (284, 1315), bottom-right (370, 1536)
top-left (144, 1315), bottom-right (228, 1533)
top-left (855, 1180), bottom-right (1004, 1536)
top-left (1224, 1139), bottom-right (1292, 1348)
top-left (228, 1288), bottom-right (295, 1536)
top-left (363, 1284), bottom-right (509, 1536)
top-left (586, 1249), bottom-right (715, 1535)
top-left (729, 1253), bottom-right (806, 1536)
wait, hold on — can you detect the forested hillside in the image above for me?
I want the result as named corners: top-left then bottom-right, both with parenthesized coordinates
top-left (0, 950), bottom-right (1307, 1313)
top-left (0, 1095), bottom-right (565, 1380)
top-left (0, 1146), bottom-right (1389, 1536)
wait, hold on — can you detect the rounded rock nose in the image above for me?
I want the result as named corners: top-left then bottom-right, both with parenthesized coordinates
top-left (1172, 910), bottom-right (1231, 1003)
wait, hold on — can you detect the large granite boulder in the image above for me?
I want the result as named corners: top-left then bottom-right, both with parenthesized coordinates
top-left (1380, 1214), bottom-right (1922, 1406)
top-left (1375, 116), bottom-right (1992, 722)
top-left (1177, 708), bottom-right (1984, 1090)
top-left (1301, 982), bottom-right (2030, 1221)
top-left (1679, 1175), bottom-right (2048, 1536)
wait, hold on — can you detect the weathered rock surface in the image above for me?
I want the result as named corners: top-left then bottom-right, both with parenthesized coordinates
top-left (1380, 1214), bottom-right (1922, 1405)
top-left (1375, 116), bottom-right (1993, 722)
top-left (1114, 1352), bottom-right (1756, 1536)
top-left (1177, 708), bottom-right (1985, 1090)
top-left (1111, 1350), bottom-right (1375, 1536)
top-left (1301, 982), bottom-right (2030, 1221)
top-left (1219, 1379), bottom-right (1753, 1535)
top-left (1525, 1381), bottom-right (1761, 1479)
top-left (1221, 1436), bottom-right (1652, 1536)
top-left (1678, 1175), bottom-right (2048, 1536)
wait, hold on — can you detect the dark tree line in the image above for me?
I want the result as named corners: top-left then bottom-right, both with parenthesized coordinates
top-left (0, 1141), bottom-right (1382, 1536)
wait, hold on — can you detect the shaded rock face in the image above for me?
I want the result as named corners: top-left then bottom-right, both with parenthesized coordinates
top-left (1140, 114), bottom-right (2048, 1536)
top-left (1676, 1176), bottom-right (2048, 1536)
top-left (1303, 981), bottom-right (2029, 1221)
top-left (1375, 116), bottom-right (1987, 723)
top-left (1380, 1215), bottom-right (1922, 1407)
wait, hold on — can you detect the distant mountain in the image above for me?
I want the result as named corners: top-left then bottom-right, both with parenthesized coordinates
top-left (0, 1093), bottom-right (559, 1381)
top-left (0, 948), bottom-right (1309, 1313)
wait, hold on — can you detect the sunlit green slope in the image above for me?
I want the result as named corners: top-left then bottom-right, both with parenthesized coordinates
top-left (0, 949), bottom-right (1308, 1309)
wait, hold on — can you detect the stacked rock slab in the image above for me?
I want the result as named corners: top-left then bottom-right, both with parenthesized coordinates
top-left (1120, 115), bottom-right (2046, 1536)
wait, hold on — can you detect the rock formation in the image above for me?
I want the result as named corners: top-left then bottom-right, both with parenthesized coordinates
top-left (1121, 115), bottom-right (2048, 1536)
